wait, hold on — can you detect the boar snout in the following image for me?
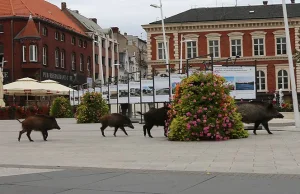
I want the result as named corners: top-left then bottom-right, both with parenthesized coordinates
top-left (129, 124), bottom-right (134, 129)
top-left (277, 113), bottom-right (284, 119)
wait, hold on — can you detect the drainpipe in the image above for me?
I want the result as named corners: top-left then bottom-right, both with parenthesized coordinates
top-left (11, 19), bottom-right (14, 81)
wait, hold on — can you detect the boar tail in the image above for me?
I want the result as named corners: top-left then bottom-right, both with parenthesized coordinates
top-left (136, 111), bottom-right (144, 115)
top-left (16, 119), bottom-right (22, 124)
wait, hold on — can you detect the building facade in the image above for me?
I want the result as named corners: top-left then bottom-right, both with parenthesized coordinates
top-left (142, 1), bottom-right (300, 99)
top-left (0, 0), bottom-right (92, 86)
top-left (62, 2), bottom-right (119, 85)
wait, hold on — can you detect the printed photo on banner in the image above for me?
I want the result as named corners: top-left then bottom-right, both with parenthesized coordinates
top-left (154, 76), bottom-right (169, 102)
top-left (141, 80), bottom-right (154, 103)
top-left (109, 85), bottom-right (117, 104)
top-left (118, 84), bottom-right (129, 104)
top-left (129, 82), bottom-right (141, 103)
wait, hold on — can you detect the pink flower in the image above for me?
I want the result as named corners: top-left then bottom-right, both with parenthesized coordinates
top-left (222, 123), bottom-right (227, 127)
top-left (192, 132), bottom-right (195, 136)
top-left (212, 92), bottom-right (216, 96)
top-left (218, 114), bottom-right (222, 118)
top-left (197, 119), bottom-right (201, 123)
top-left (200, 132), bottom-right (204, 137)
top-left (203, 120), bottom-right (207, 123)
top-left (207, 133), bottom-right (211, 137)
top-left (204, 126), bottom-right (209, 131)
top-left (228, 123), bottom-right (232, 128)
top-left (197, 110), bottom-right (203, 113)
top-left (193, 99), bottom-right (196, 103)
top-left (187, 124), bottom-right (191, 130)
top-left (194, 115), bottom-right (198, 118)
top-left (201, 82), bottom-right (204, 86)
top-left (204, 108), bottom-right (208, 111)
top-left (186, 112), bottom-right (192, 117)
top-left (202, 96), bottom-right (207, 100)
top-left (226, 119), bottom-right (230, 123)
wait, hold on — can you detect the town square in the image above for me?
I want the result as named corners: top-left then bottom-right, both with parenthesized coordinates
top-left (1, 0), bottom-right (300, 193)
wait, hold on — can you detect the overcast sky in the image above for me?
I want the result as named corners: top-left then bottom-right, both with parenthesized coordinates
top-left (48, 0), bottom-right (287, 40)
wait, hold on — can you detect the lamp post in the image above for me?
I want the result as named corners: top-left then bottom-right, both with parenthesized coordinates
top-left (281, 0), bottom-right (300, 128)
top-left (180, 37), bottom-right (193, 74)
top-left (186, 54), bottom-right (213, 77)
top-left (151, 0), bottom-right (169, 70)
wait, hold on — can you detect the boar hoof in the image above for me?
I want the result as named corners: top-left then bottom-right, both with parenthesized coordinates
top-left (253, 131), bottom-right (257, 135)
top-left (268, 132), bottom-right (273, 135)
top-left (30, 140), bottom-right (34, 142)
top-left (114, 134), bottom-right (116, 137)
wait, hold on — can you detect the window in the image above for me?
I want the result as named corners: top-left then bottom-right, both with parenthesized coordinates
top-left (114, 44), bottom-right (117, 53)
top-left (253, 38), bottom-right (264, 56)
top-left (61, 50), bottom-right (65, 68)
top-left (276, 37), bottom-right (286, 55)
top-left (80, 54), bottom-right (84, 71)
top-left (42, 46), bottom-right (47, 65)
top-left (102, 56), bottom-right (105, 66)
top-left (102, 39), bottom-right (105, 48)
top-left (157, 42), bottom-right (168, 60)
top-left (79, 39), bottom-right (83, 47)
top-left (71, 37), bottom-right (75, 45)
top-left (0, 24), bottom-right (3, 33)
top-left (256, 70), bottom-right (266, 91)
top-left (55, 32), bottom-right (59, 40)
top-left (55, 48), bottom-right (60, 67)
top-left (61, 33), bottom-right (65, 42)
top-left (87, 57), bottom-right (91, 71)
top-left (22, 46), bottom-right (26, 62)
top-left (83, 41), bottom-right (87, 48)
top-left (277, 69), bottom-right (289, 90)
top-left (29, 45), bottom-right (38, 62)
top-left (95, 54), bottom-right (99, 65)
top-left (42, 27), bottom-right (47, 36)
top-left (231, 39), bottom-right (242, 57)
top-left (0, 43), bottom-right (3, 63)
top-left (186, 41), bottom-right (197, 58)
top-left (71, 53), bottom-right (76, 70)
top-left (108, 58), bottom-right (111, 67)
top-left (209, 40), bottom-right (220, 58)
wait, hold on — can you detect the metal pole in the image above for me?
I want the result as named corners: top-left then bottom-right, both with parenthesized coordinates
top-left (159, 0), bottom-right (169, 69)
top-left (127, 73), bottom-right (130, 115)
top-left (139, 71), bottom-right (142, 123)
top-left (152, 68), bottom-right (156, 105)
top-left (168, 64), bottom-right (171, 102)
top-left (180, 35), bottom-right (183, 74)
top-left (108, 81), bottom-right (111, 114)
top-left (116, 77), bottom-right (119, 114)
top-left (282, 0), bottom-right (300, 127)
top-left (186, 59), bottom-right (189, 77)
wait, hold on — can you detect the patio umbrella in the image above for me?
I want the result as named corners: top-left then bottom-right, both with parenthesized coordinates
top-left (3, 77), bottom-right (55, 96)
top-left (0, 68), bottom-right (5, 107)
top-left (40, 80), bottom-right (76, 95)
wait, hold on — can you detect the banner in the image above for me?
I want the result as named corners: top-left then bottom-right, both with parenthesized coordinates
top-left (154, 76), bottom-right (169, 102)
top-left (129, 82), bottom-right (141, 103)
top-left (141, 80), bottom-right (154, 103)
top-left (213, 65), bottom-right (256, 100)
top-left (118, 84), bottom-right (129, 104)
top-left (109, 85), bottom-right (117, 104)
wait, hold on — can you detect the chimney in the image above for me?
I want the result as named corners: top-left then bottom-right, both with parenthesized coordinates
top-left (74, 10), bottom-right (79, 14)
top-left (89, 18), bottom-right (97, 24)
top-left (263, 1), bottom-right (268, 5)
top-left (291, 0), bottom-right (295, 3)
top-left (124, 32), bottom-right (127, 36)
top-left (61, 2), bottom-right (67, 10)
top-left (111, 27), bottom-right (119, 33)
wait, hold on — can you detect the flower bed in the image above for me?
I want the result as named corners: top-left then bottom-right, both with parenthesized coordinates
top-left (0, 105), bottom-right (50, 120)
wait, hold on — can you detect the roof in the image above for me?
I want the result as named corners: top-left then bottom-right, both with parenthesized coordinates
top-left (15, 14), bottom-right (41, 40)
top-left (67, 9), bottom-right (113, 36)
top-left (0, 0), bottom-right (86, 35)
top-left (149, 3), bottom-right (300, 24)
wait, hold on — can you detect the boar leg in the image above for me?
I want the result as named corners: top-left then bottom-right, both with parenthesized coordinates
top-left (26, 130), bottom-right (34, 142)
top-left (42, 131), bottom-right (48, 141)
top-left (143, 125), bottom-right (147, 137)
top-left (261, 121), bottom-right (273, 134)
top-left (113, 127), bottom-right (119, 137)
top-left (100, 125), bottom-right (108, 137)
top-left (253, 122), bottom-right (261, 135)
top-left (146, 125), bottom-right (154, 138)
top-left (18, 130), bottom-right (26, 142)
top-left (120, 126), bottom-right (128, 136)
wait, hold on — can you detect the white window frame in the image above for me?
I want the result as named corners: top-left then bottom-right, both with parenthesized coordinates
top-left (206, 33), bottom-right (221, 58)
top-left (273, 30), bottom-right (287, 56)
top-left (22, 46), bottom-right (26, 62)
top-left (42, 27), bottom-right (47, 36)
top-left (183, 34), bottom-right (199, 59)
top-left (256, 65), bottom-right (268, 92)
top-left (61, 50), bottom-right (65, 68)
top-left (55, 32), bottom-right (59, 40)
top-left (228, 32), bottom-right (244, 57)
top-left (87, 57), bottom-right (90, 71)
top-left (55, 49), bottom-right (59, 67)
top-left (275, 64), bottom-right (290, 91)
top-left (79, 39), bottom-right (82, 48)
top-left (71, 37), bottom-right (75, 45)
top-left (154, 35), bottom-right (170, 60)
top-left (61, 33), bottom-right (65, 42)
top-left (80, 54), bottom-right (83, 71)
top-left (71, 53), bottom-right (76, 70)
top-left (42, 46), bottom-right (47, 65)
top-left (29, 45), bottom-right (38, 62)
top-left (251, 31), bottom-right (266, 57)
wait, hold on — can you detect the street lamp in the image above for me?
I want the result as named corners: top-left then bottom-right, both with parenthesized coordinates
top-left (281, 0), bottom-right (300, 128)
top-left (180, 38), bottom-right (193, 74)
top-left (150, 0), bottom-right (169, 70)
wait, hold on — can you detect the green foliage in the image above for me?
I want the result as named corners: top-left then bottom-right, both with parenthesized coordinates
top-left (75, 92), bottom-right (109, 123)
top-left (166, 72), bottom-right (249, 141)
top-left (50, 97), bottom-right (73, 118)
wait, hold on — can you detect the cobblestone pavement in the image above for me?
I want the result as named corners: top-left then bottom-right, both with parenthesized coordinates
top-left (0, 118), bottom-right (300, 176)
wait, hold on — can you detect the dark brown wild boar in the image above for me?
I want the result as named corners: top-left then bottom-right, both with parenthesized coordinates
top-left (236, 101), bottom-right (284, 135)
top-left (137, 105), bottom-right (170, 138)
top-left (17, 114), bottom-right (61, 142)
top-left (99, 113), bottom-right (134, 137)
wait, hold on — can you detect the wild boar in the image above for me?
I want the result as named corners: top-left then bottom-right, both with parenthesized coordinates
top-left (236, 101), bottom-right (284, 135)
top-left (137, 105), bottom-right (170, 138)
top-left (99, 113), bottom-right (134, 137)
top-left (17, 114), bottom-right (61, 142)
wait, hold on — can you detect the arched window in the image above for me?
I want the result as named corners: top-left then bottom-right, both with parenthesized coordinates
top-left (277, 69), bottom-right (289, 90)
top-left (55, 48), bottom-right (60, 67)
top-left (256, 70), bottom-right (266, 91)
top-left (42, 45), bottom-right (48, 66)
top-left (80, 54), bottom-right (84, 71)
top-left (71, 53), bottom-right (76, 70)
top-left (61, 50), bottom-right (65, 68)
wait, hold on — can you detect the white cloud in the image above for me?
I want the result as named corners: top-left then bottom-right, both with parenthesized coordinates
top-left (48, 0), bottom-right (288, 40)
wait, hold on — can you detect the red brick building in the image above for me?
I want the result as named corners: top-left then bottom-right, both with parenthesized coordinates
top-left (0, 0), bottom-right (93, 86)
top-left (142, 1), bottom-right (300, 99)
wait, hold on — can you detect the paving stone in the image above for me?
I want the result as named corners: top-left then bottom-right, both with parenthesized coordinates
top-left (0, 184), bottom-right (65, 194)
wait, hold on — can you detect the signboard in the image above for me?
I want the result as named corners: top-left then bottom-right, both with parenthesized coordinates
top-left (213, 65), bottom-right (257, 100)
top-left (41, 69), bottom-right (86, 86)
